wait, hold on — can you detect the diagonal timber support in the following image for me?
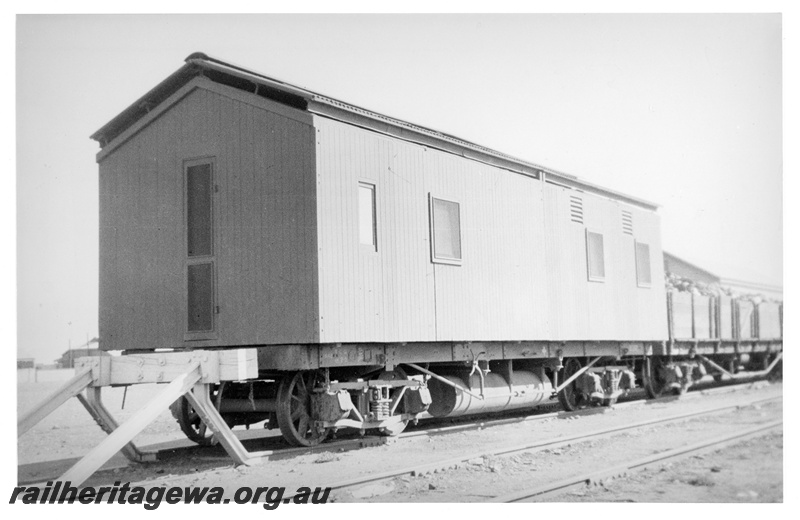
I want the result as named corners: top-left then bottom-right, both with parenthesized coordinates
top-left (17, 349), bottom-right (259, 486)
top-left (185, 383), bottom-right (260, 466)
top-left (60, 363), bottom-right (203, 487)
top-left (76, 387), bottom-right (157, 463)
top-left (18, 366), bottom-right (94, 437)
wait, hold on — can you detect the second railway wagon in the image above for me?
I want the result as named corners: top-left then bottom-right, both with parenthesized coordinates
top-left (90, 53), bottom-right (746, 447)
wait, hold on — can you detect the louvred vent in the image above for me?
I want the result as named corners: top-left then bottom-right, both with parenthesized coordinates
top-left (622, 210), bottom-right (633, 235)
top-left (569, 195), bottom-right (584, 224)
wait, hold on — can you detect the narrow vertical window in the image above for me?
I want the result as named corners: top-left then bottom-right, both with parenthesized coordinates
top-left (586, 230), bottom-right (605, 282)
top-left (430, 196), bottom-right (462, 264)
top-left (187, 163), bottom-right (213, 257)
top-left (185, 159), bottom-right (215, 336)
top-left (635, 241), bottom-right (652, 287)
top-left (187, 263), bottom-right (214, 332)
top-left (358, 182), bottom-right (377, 251)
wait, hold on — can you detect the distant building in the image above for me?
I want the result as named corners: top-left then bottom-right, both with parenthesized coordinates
top-left (718, 278), bottom-right (783, 302)
top-left (663, 251), bottom-right (782, 301)
top-left (17, 358), bottom-right (37, 383)
top-left (56, 348), bottom-right (108, 369)
top-left (663, 252), bottom-right (720, 285)
top-left (17, 358), bottom-right (35, 369)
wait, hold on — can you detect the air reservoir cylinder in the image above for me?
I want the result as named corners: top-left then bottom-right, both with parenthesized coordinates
top-left (427, 370), bottom-right (552, 418)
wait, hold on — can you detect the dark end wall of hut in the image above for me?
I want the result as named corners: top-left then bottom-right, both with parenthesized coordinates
top-left (98, 77), bottom-right (319, 351)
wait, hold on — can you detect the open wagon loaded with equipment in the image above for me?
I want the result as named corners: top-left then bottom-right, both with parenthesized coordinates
top-left (19, 53), bottom-right (782, 485)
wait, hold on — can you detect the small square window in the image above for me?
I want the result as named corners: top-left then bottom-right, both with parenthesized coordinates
top-left (586, 230), bottom-right (605, 282)
top-left (635, 241), bottom-right (652, 287)
top-left (430, 196), bottom-right (462, 264)
top-left (358, 182), bottom-right (377, 251)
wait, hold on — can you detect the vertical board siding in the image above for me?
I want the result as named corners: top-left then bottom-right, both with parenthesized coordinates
top-left (692, 295), bottom-right (711, 339)
top-left (719, 295), bottom-right (734, 339)
top-left (757, 302), bottom-right (781, 339)
top-left (424, 148), bottom-right (546, 341)
top-left (102, 82), bottom-right (671, 349)
top-left (315, 117), bottom-right (667, 343)
top-left (315, 115), bottom-right (548, 342)
top-left (542, 183), bottom-right (668, 341)
top-left (99, 85), bottom-right (318, 351)
top-left (738, 301), bottom-right (755, 339)
top-left (670, 292), bottom-right (694, 339)
top-left (315, 117), bottom-right (436, 342)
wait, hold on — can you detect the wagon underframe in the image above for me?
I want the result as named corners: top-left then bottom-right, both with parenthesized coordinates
top-left (17, 338), bottom-right (782, 488)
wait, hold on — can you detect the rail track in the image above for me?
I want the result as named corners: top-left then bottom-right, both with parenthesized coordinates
top-left (490, 418), bottom-right (782, 502)
top-left (145, 378), bottom-right (772, 465)
top-left (19, 379), bottom-right (777, 487)
top-left (283, 384), bottom-right (781, 500)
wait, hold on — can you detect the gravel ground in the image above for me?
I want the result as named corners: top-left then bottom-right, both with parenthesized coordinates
top-left (337, 394), bottom-right (782, 503)
top-left (550, 432), bottom-right (783, 502)
top-left (18, 378), bottom-right (187, 466)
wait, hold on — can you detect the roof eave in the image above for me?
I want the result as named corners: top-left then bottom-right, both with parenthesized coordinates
top-left (90, 62), bottom-right (200, 144)
top-left (91, 52), bottom-right (661, 211)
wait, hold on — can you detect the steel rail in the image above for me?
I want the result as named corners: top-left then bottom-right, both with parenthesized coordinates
top-left (492, 419), bottom-right (783, 502)
top-left (281, 392), bottom-right (781, 500)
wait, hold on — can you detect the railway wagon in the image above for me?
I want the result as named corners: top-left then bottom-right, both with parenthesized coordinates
top-left (665, 288), bottom-right (782, 382)
top-left (86, 53), bottom-right (778, 449)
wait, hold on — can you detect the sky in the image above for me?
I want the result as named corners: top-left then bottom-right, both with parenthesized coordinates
top-left (13, 12), bottom-right (785, 363)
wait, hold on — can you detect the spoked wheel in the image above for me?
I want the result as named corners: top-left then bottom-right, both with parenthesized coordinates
top-left (558, 358), bottom-right (589, 411)
top-left (643, 356), bottom-right (679, 398)
top-left (276, 371), bottom-right (328, 447)
top-left (373, 367), bottom-right (410, 437)
top-left (170, 383), bottom-right (231, 446)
